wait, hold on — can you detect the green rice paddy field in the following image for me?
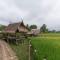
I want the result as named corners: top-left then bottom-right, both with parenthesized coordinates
top-left (31, 33), bottom-right (60, 60)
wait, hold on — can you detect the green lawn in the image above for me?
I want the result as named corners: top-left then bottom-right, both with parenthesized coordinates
top-left (31, 33), bottom-right (60, 60)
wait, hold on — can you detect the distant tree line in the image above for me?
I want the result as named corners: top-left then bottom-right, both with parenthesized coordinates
top-left (26, 24), bottom-right (59, 33)
top-left (26, 24), bottom-right (48, 33)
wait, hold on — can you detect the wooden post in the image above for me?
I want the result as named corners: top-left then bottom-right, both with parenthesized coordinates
top-left (29, 40), bottom-right (31, 60)
top-left (7, 33), bottom-right (8, 43)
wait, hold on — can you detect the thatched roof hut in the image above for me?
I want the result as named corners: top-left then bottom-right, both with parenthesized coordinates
top-left (27, 29), bottom-right (40, 36)
top-left (3, 21), bottom-right (28, 33)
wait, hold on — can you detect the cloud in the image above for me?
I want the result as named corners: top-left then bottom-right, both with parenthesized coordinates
top-left (0, 0), bottom-right (60, 30)
top-left (0, 0), bottom-right (29, 25)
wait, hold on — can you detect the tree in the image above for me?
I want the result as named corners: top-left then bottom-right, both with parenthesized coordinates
top-left (0, 25), bottom-right (6, 31)
top-left (26, 24), bottom-right (30, 31)
top-left (30, 25), bottom-right (37, 29)
top-left (40, 24), bottom-right (48, 33)
top-left (52, 30), bottom-right (56, 32)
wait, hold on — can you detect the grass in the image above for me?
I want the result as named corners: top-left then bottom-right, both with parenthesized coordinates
top-left (10, 40), bottom-right (29, 60)
top-left (9, 33), bottom-right (60, 60)
top-left (31, 33), bottom-right (60, 60)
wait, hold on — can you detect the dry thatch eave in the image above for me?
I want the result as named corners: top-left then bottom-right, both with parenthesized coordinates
top-left (3, 22), bottom-right (28, 33)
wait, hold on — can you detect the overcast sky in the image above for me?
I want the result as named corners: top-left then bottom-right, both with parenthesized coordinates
top-left (0, 0), bottom-right (60, 30)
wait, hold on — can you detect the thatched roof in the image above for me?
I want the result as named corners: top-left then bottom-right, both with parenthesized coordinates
top-left (3, 21), bottom-right (28, 33)
top-left (27, 29), bottom-right (40, 35)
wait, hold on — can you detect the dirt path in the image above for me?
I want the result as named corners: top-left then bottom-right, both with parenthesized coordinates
top-left (0, 40), bottom-right (18, 60)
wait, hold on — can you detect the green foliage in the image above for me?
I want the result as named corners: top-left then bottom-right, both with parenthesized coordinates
top-left (31, 33), bottom-right (60, 60)
top-left (30, 25), bottom-right (37, 29)
top-left (48, 30), bottom-right (56, 33)
top-left (40, 24), bottom-right (48, 33)
top-left (0, 25), bottom-right (6, 31)
top-left (10, 39), bottom-right (29, 60)
top-left (26, 24), bottom-right (30, 31)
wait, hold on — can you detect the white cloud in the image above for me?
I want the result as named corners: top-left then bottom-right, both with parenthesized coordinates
top-left (0, 0), bottom-right (60, 30)
top-left (0, 0), bottom-right (29, 25)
